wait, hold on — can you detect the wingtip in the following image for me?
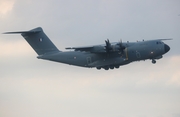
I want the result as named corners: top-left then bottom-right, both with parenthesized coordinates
top-left (163, 38), bottom-right (173, 40)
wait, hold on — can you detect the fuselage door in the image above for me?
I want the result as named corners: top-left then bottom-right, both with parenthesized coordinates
top-left (87, 57), bottom-right (92, 64)
top-left (136, 51), bottom-right (141, 59)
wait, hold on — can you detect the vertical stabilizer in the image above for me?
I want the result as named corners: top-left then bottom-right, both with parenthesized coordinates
top-left (4, 27), bottom-right (59, 55)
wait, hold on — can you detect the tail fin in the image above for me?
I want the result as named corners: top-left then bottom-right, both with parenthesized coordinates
top-left (4, 27), bottom-right (59, 55)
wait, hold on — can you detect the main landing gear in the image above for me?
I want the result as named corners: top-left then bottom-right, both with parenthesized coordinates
top-left (96, 65), bottom-right (120, 70)
top-left (152, 59), bottom-right (156, 64)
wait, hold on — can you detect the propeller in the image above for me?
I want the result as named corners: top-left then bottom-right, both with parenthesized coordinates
top-left (105, 39), bottom-right (112, 52)
top-left (119, 39), bottom-right (126, 49)
top-left (118, 39), bottom-right (126, 54)
top-left (105, 39), bottom-right (126, 53)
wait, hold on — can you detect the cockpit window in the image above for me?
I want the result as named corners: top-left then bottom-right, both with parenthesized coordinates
top-left (156, 42), bottom-right (162, 44)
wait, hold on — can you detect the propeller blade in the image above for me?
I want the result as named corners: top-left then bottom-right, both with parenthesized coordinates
top-left (105, 39), bottom-right (112, 52)
top-left (118, 39), bottom-right (126, 53)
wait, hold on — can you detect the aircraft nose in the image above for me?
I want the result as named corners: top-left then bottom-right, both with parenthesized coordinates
top-left (164, 44), bottom-right (170, 53)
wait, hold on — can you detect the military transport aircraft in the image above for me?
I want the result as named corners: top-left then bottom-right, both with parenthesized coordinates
top-left (4, 27), bottom-right (171, 70)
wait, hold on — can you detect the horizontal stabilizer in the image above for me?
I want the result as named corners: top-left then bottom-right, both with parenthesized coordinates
top-left (3, 27), bottom-right (42, 34)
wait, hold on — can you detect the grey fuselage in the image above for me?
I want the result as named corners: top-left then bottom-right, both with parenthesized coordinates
top-left (37, 40), bottom-right (170, 70)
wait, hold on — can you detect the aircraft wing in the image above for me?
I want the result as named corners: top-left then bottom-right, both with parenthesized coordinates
top-left (66, 45), bottom-right (106, 53)
top-left (65, 39), bottom-right (126, 53)
top-left (156, 38), bottom-right (173, 41)
top-left (66, 46), bottom-right (93, 51)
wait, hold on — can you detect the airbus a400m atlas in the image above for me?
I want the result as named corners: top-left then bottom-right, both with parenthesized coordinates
top-left (4, 27), bottom-right (171, 70)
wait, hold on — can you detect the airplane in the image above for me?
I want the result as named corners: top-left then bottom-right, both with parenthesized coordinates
top-left (4, 27), bottom-right (171, 70)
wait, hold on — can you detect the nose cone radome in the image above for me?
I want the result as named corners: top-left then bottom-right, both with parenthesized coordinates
top-left (164, 44), bottom-right (170, 53)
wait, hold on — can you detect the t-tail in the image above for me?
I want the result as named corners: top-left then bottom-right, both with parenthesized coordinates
top-left (4, 27), bottom-right (60, 55)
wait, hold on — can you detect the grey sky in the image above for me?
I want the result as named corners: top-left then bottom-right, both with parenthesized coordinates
top-left (0, 0), bottom-right (180, 117)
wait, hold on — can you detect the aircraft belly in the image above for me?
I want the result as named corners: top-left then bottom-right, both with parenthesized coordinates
top-left (88, 57), bottom-right (128, 67)
top-left (38, 52), bottom-right (89, 67)
top-left (55, 52), bottom-right (89, 67)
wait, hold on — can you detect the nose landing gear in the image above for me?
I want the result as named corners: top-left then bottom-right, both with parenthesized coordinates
top-left (152, 59), bottom-right (156, 64)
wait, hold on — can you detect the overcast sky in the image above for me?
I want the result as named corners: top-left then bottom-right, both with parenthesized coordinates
top-left (0, 0), bottom-right (180, 117)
